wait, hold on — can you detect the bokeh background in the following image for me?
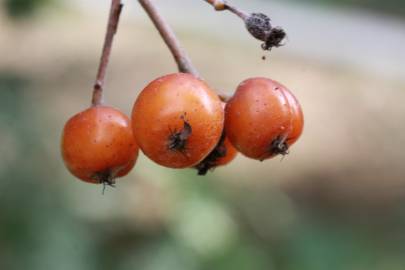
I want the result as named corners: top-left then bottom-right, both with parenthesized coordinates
top-left (1, 0), bottom-right (405, 269)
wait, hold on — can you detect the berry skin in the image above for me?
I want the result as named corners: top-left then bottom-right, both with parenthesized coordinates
top-left (131, 73), bottom-right (224, 168)
top-left (225, 77), bottom-right (303, 161)
top-left (281, 84), bottom-right (304, 146)
top-left (61, 106), bottom-right (139, 185)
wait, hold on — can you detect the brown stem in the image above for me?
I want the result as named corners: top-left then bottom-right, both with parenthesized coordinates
top-left (138, 0), bottom-right (199, 77)
top-left (204, 0), bottom-right (249, 20)
top-left (203, 0), bottom-right (286, 51)
top-left (92, 0), bottom-right (123, 106)
top-left (138, 0), bottom-right (230, 101)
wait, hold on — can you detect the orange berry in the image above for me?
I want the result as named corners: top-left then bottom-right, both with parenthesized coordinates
top-left (61, 106), bottom-right (138, 185)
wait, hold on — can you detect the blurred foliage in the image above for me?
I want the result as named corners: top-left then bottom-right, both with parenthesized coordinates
top-left (0, 72), bottom-right (94, 270)
top-left (3, 0), bottom-right (54, 19)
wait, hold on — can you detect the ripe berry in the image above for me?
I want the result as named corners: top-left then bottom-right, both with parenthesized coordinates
top-left (195, 133), bottom-right (238, 175)
top-left (225, 77), bottom-right (303, 160)
top-left (131, 73), bottom-right (224, 168)
top-left (281, 84), bottom-right (304, 147)
top-left (61, 106), bottom-right (139, 185)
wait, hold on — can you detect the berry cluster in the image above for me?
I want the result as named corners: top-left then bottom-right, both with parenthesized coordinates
top-left (60, 0), bottom-right (303, 187)
top-left (61, 73), bottom-right (303, 186)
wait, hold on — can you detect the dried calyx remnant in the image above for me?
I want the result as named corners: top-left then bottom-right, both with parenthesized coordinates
top-left (258, 135), bottom-right (290, 162)
top-left (93, 170), bottom-right (116, 194)
top-left (245, 13), bottom-right (286, 51)
top-left (270, 135), bottom-right (289, 156)
top-left (195, 133), bottom-right (227, 175)
top-left (168, 115), bottom-right (192, 152)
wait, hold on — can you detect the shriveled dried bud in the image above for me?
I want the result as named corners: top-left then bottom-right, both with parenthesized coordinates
top-left (245, 13), bottom-right (286, 51)
top-left (245, 13), bottom-right (272, 41)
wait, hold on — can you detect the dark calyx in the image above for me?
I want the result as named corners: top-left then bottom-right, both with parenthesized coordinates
top-left (195, 133), bottom-right (227, 176)
top-left (270, 135), bottom-right (289, 156)
top-left (93, 170), bottom-right (116, 194)
top-left (94, 170), bottom-right (116, 186)
top-left (168, 119), bottom-right (192, 151)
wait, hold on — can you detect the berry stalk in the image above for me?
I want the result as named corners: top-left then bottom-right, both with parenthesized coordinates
top-left (138, 0), bottom-right (199, 77)
top-left (203, 0), bottom-right (248, 19)
top-left (92, 0), bottom-right (123, 106)
top-left (137, 0), bottom-right (231, 101)
top-left (203, 0), bottom-right (286, 51)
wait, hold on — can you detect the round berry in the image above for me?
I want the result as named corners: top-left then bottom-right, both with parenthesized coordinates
top-left (61, 106), bottom-right (139, 185)
top-left (131, 73), bottom-right (224, 168)
top-left (225, 77), bottom-right (303, 160)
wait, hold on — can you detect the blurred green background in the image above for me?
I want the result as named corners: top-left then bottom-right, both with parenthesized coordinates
top-left (1, 0), bottom-right (405, 269)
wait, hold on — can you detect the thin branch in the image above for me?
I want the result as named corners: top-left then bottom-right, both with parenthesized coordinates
top-left (138, 0), bottom-right (199, 77)
top-left (203, 0), bottom-right (248, 20)
top-left (92, 0), bottom-right (124, 106)
top-left (138, 0), bottom-right (229, 101)
top-left (203, 0), bottom-right (286, 51)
